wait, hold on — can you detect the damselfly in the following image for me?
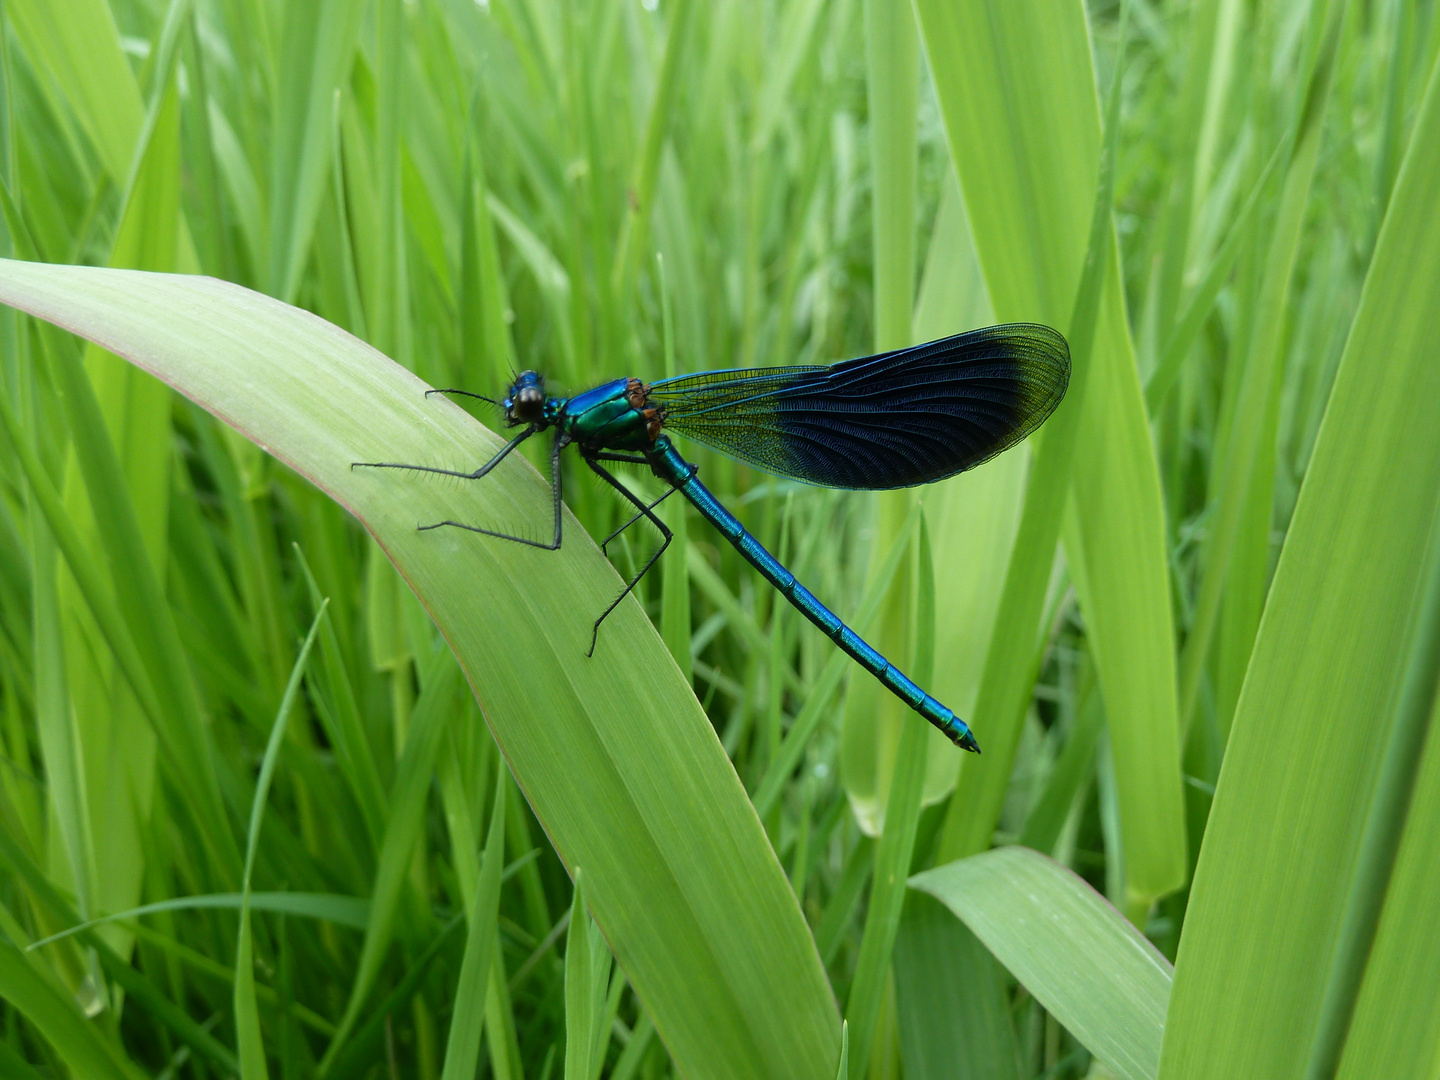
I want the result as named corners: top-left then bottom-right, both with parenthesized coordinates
top-left (355, 323), bottom-right (1069, 752)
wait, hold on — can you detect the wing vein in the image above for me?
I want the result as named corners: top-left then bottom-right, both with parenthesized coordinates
top-left (653, 323), bottom-right (1069, 489)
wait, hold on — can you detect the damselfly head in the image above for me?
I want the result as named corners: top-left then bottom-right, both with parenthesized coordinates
top-left (504, 371), bottom-right (547, 426)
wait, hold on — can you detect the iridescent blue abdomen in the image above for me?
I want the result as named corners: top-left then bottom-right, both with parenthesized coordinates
top-left (646, 435), bottom-right (978, 751)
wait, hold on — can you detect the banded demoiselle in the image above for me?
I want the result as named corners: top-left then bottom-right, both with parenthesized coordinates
top-left (356, 323), bottom-right (1069, 752)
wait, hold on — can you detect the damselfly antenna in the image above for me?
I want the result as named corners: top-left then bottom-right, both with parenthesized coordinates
top-left (425, 388), bottom-right (502, 407)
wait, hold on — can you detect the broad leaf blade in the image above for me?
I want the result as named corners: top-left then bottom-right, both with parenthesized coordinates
top-left (912, 847), bottom-right (1171, 1080)
top-left (916, 0), bottom-right (1186, 910)
top-left (894, 892), bottom-right (1021, 1080)
top-left (1157, 53), bottom-right (1440, 1080)
top-left (0, 260), bottom-right (841, 1080)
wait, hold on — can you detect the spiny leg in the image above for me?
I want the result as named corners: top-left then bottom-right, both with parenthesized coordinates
top-left (419, 428), bottom-right (568, 549)
top-left (600, 484), bottom-right (682, 555)
top-left (583, 454), bottom-right (673, 657)
top-left (588, 451), bottom-right (691, 555)
top-left (351, 424), bottom-right (537, 481)
top-left (589, 453), bottom-right (652, 464)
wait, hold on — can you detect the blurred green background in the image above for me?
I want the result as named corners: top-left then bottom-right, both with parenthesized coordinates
top-left (0, 0), bottom-right (1438, 1077)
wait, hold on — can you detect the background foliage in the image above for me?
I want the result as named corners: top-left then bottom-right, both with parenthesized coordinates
top-left (0, 0), bottom-right (1438, 1078)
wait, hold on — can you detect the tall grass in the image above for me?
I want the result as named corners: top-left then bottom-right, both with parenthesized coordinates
top-left (0, 0), bottom-right (1437, 1078)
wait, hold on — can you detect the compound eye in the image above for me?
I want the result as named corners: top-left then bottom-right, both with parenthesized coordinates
top-left (514, 386), bottom-right (544, 421)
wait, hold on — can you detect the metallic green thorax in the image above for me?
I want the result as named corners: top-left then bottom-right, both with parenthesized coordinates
top-left (554, 377), bottom-right (661, 452)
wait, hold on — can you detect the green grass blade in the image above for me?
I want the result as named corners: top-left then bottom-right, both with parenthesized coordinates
top-left (0, 1037), bottom-right (45, 1080)
top-left (864, 0), bottom-right (916, 351)
top-left (179, 13), bottom-right (231, 278)
top-left (0, 259), bottom-right (841, 1080)
top-left (1019, 666), bottom-right (1104, 855)
top-left (440, 753), bottom-right (507, 1080)
top-left (0, 381), bottom-right (168, 774)
top-left (593, 967), bottom-right (628, 1080)
top-left (126, 921), bottom-right (336, 1037)
top-left (26, 434), bottom-right (92, 926)
top-left (920, 0), bottom-right (1186, 912)
top-left (370, 0), bottom-right (406, 362)
top-left (485, 950), bottom-right (524, 1080)
top-left (894, 893), bottom-right (1021, 1080)
top-left (42, 321), bottom-right (237, 880)
top-left (564, 870), bottom-right (611, 1080)
top-left (609, 0), bottom-right (699, 300)
top-left (0, 937), bottom-right (140, 1080)
top-left (842, 0), bottom-right (921, 829)
top-left (58, 65), bottom-right (188, 959)
top-left (27, 892), bottom-right (371, 950)
top-left (235, 598), bottom-right (327, 1080)
top-left (684, 547), bottom-right (804, 698)
top-left (0, 824), bottom-right (239, 1074)
top-left (844, 517), bottom-right (933, 1071)
top-left (268, 0), bottom-right (365, 302)
top-left (322, 652), bottom-right (462, 1067)
top-left (911, 173), bottom-right (1022, 806)
top-left (297, 553), bottom-right (389, 846)
top-left (815, 835), bottom-right (874, 967)
top-left (751, 506), bottom-right (917, 819)
top-left (458, 109), bottom-right (517, 391)
top-left (749, 0), bottom-right (828, 152)
top-left (912, 848), bottom-right (1172, 1080)
top-left (1147, 0), bottom-right (1223, 353)
top-left (1144, 138), bottom-right (1285, 415)
top-left (897, 172), bottom-right (1028, 1057)
top-left (208, 98), bottom-right (266, 271)
top-left (1336, 681), bottom-right (1440, 1074)
top-left (323, 918), bottom-right (466, 1080)
top-left (16, 58), bottom-right (229, 955)
top-left (1189, 0), bottom-right (1246, 230)
top-left (232, 871), bottom-right (267, 1080)
top-left (610, 1012), bottom-right (656, 1080)
top-left (5, 0), bottom-right (144, 183)
top-left (486, 191), bottom-right (574, 356)
top-left (921, 0), bottom-right (1108, 854)
top-left (1156, 48), bottom-right (1440, 1080)
top-left (1175, 0), bottom-right (1346, 737)
top-left (1302, 500), bottom-right (1440, 1079)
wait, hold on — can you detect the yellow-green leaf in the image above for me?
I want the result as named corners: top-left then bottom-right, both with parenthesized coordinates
top-left (0, 259), bottom-right (841, 1080)
top-left (1157, 52), bottom-right (1440, 1080)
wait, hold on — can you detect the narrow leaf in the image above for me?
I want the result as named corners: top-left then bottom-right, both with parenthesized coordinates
top-left (913, 848), bottom-right (1172, 1080)
top-left (440, 753), bottom-right (508, 1080)
top-left (235, 599), bottom-right (327, 1080)
top-left (1157, 50), bottom-right (1440, 1080)
top-left (323, 652), bottom-right (462, 1065)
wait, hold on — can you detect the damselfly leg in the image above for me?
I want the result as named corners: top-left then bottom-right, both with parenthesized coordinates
top-left (351, 423), bottom-right (537, 481)
top-left (415, 428), bottom-right (568, 550)
top-left (587, 452), bottom-right (686, 557)
top-left (581, 453), bottom-right (674, 657)
top-left (353, 426), bottom-right (567, 549)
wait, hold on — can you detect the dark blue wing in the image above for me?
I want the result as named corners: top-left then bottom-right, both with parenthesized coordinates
top-left (650, 323), bottom-right (1069, 489)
